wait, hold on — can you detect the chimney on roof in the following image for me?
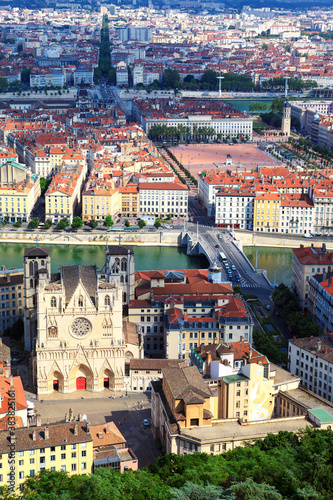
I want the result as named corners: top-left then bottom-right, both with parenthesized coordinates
top-left (6, 273), bottom-right (10, 283)
top-left (310, 335), bottom-right (314, 341)
top-left (36, 414), bottom-right (41, 427)
top-left (69, 408), bottom-right (73, 421)
top-left (324, 348), bottom-right (328, 354)
top-left (328, 277), bottom-right (332, 287)
top-left (293, 336), bottom-right (296, 343)
top-left (206, 351), bottom-right (212, 378)
top-left (316, 341), bottom-right (322, 353)
top-left (322, 243), bottom-right (326, 252)
top-left (32, 430), bottom-right (37, 441)
top-left (44, 425), bottom-right (49, 441)
top-left (86, 421), bottom-right (90, 434)
top-left (74, 423), bottom-right (78, 436)
top-left (4, 367), bottom-right (9, 378)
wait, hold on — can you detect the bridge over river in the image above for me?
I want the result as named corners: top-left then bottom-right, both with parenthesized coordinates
top-left (182, 225), bottom-right (272, 290)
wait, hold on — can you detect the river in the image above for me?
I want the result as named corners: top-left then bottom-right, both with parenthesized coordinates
top-left (244, 246), bottom-right (293, 286)
top-left (0, 243), bottom-right (293, 285)
top-left (0, 243), bottom-right (208, 273)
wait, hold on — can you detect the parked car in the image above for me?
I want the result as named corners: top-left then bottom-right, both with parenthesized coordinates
top-left (231, 265), bottom-right (236, 271)
top-left (143, 419), bottom-right (150, 427)
top-left (266, 305), bottom-right (271, 310)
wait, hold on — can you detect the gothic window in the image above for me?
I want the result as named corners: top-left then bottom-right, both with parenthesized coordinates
top-left (123, 292), bottom-right (127, 303)
top-left (125, 275), bottom-right (128, 283)
top-left (112, 259), bottom-right (120, 274)
top-left (121, 259), bottom-right (127, 272)
top-left (29, 261), bottom-right (34, 276)
top-left (78, 295), bottom-right (83, 308)
top-left (41, 260), bottom-right (45, 267)
top-left (120, 275), bottom-right (124, 283)
top-left (34, 261), bottom-right (38, 275)
top-left (105, 295), bottom-right (110, 306)
top-left (51, 297), bottom-right (57, 308)
top-left (30, 279), bottom-right (33, 288)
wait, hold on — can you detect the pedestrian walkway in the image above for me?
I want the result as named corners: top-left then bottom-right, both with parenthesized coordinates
top-left (25, 388), bottom-right (127, 402)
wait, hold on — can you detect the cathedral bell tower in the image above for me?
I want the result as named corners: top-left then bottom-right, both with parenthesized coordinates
top-left (102, 245), bottom-right (135, 307)
top-left (23, 247), bottom-right (51, 351)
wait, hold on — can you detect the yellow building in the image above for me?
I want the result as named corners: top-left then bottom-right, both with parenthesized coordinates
top-left (45, 164), bottom-right (84, 223)
top-left (0, 161), bottom-right (40, 223)
top-left (254, 192), bottom-right (281, 233)
top-left (0, 421), bottom-right (93, 491)
top-left (82, 185), bottom-right (119, 222)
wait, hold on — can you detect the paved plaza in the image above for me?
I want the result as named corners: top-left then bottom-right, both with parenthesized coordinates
top-left (25, 391), bottom-right (160, 468)
top-left (169, 143), bottom-right (279, 174)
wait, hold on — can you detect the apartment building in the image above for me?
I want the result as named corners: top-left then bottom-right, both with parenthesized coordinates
top-left (308, 272), bottom-right (333, 333)
top-left (0, 268), bottom-right (23, 333)
top-left (129, 269), bottom-right (233, 357)
top-left (91, 423), bottom-right (137, 472)
top-left (0, 421), bottom-right (93, 491)
top-left (215, 188), bottom-right (255, 230)
top-left (0, 160), bottom-right (40, 223)
top-left (279, 194), bottom-right (314, 235)
top-left (253, 192), bottom-right (281, 233)
top-left (74, 68), bottom-right (94, 86)
top-left (30, 70), bottom-right (65, 88)
top-left (82, 184), bottom-right (119, 222)
top-left (311, 188), bottom-right (333, 236)
top-left (291, 244), bottom-right (333, 310)
top-left (139, 182), bottom-right (188, 218)
top-left (288, 335), bottom-right (333, 401)
top-left (119, 185), bottom-right (139, 217)
top-left (45, 164), bottom-right (85, 223)
top-left (165, 296), bottom-right (253, 360)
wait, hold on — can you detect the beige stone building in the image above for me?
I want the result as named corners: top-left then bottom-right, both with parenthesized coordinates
top-left (23, 245), bottom-right (141, 397)
top-left (0, 160), bottom-right (40, 223)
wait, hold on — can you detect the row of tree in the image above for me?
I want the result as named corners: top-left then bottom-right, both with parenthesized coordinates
top-left (94, 14), bottom-right (116, 85)
top-left (3, 428), bottom-right (333, 499)
top-left (272, 283), bottom-right (322, 338)
top-left (148, 123), bottom-right (215, 143)
top-left (260, 77), bottom-right (318, 91)
top-left (158, 69), bottom-right (255, 92)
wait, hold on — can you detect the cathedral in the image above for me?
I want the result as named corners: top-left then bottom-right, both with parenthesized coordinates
top-left (23, 245), bottom-right (141, 397)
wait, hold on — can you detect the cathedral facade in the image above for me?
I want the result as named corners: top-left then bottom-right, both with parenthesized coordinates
top-left (24, 245), bottom-right (141, 397)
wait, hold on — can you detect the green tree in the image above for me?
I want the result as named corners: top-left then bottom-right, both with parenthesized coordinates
top-left (28, 218), bottom-right (39, 229)
top-left (56, 217), bottom-right (69, 230)
top-left (0, 77), bottom-right (8, 91)
top-left (154, 220), bottom-right (161, 229)
top-left (171, 482), bottom-right (223, 500)
top-left (162, 69), bottom-right (180, 89)
top-left (71, 216), bottom-right (83, 231)
top-left (88, 219), bottom-right (98, 229)
top-left (40, 177), bottom-right (51, 196)
top-left (124, 219), bottom-right (130, 227)
top-left (17, 44), bottom-right (23, 53)
top-left (229, 478), bottom-right (282, 500)
top-left (44, 219), bottom-right (52, 229)
top-left (104, 215), bottom-right (114, 227)
top-left (138, 219), bottom-right (146, 229)
top-left (13, 218), bottom-right (22, 228)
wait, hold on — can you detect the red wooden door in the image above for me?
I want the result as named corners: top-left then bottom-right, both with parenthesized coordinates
top-left (76, 377), bottom-right (86, 390)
